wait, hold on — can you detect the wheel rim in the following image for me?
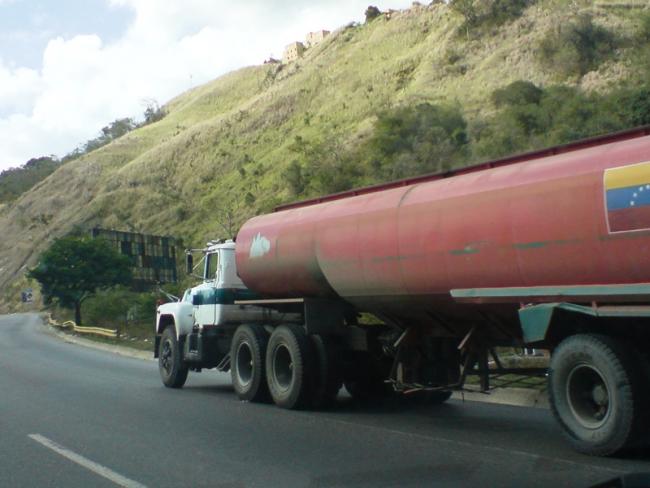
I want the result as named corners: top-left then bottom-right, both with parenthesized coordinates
top-left (566, 363), bottom-right (612, 429)
top-left (161, 339), bottom-right (173, 375)
top-left (236, 341), bottom-right (254, 387)
top-left (272, 344), bottom-right (293, 392)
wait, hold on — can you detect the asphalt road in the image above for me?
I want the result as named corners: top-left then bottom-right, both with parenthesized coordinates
top-left (1, 313), bottom-right (649, 488)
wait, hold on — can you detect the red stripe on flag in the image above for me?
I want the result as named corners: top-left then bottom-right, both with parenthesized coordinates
top-left (608, 205), bottom-right (650, 232)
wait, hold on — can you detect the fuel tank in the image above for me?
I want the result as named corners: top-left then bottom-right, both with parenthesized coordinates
top-left (236, 128), bottom-right (650, 316)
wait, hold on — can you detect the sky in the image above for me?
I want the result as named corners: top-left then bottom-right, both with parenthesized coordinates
top-left (0, 0), bottom-right (415, 171)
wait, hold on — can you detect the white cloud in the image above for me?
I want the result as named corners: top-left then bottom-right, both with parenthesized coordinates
top-left (0, 0), bottom-right (415, 170)
top-left (0, 61), bottom-right (41, 116)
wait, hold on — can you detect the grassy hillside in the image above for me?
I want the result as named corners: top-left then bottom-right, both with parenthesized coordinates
top-left (2, 0), bottom-right (650, 310)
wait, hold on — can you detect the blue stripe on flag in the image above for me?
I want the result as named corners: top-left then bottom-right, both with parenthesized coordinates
top-left (606, 184), bottom-right (650, 211)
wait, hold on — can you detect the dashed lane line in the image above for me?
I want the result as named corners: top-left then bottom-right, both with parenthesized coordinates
top-left (28, 434), bottom-right (147, 488)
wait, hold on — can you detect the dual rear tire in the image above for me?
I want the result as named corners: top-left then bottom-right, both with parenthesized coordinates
top-left (230, 324), bottom-right (270, 402)
top-left (230, 324), bottom-right (342, 409)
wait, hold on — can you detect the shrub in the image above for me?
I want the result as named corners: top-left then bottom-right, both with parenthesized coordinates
top-left (492, 80), bottom-right (543, 107)
top-left (283, 158), bottom-right (306, 196)
top-left (473, 81), bottom-right (644, 160)
top-left (82, 287), bottom-right (157, 331)
top-left (609, 88), bottom-right (650, 127)
top-left (639, 11), bottom-right (650, 43)
top-left (360, 103), bottom-right (468, 179)
top-left (538, 14), bottom-right (616, 77)
top-left (365, 6), bottom-right (381, 23)
top-left (486, 0), bottom-right (533, 26)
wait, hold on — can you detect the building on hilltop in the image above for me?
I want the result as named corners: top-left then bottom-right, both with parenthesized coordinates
top-left (305, 30), bottom-right (330, 48)
top-left (283, 41), bottom-right (306, 63)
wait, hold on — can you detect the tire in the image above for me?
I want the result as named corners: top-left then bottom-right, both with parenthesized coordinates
top-left (158, 326), bottom-right (189, 388)
top-left (266, 325), bottom-right (315, 409)
top-left (548, 334), bottom-right (646, 456)
top-left (230, 324), bottom-right (270, 402)
top-left (310, 335), bottom-right (343, 409)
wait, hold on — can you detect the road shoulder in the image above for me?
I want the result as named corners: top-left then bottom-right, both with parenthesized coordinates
top-left (40, 316), bottom-right (153, 362)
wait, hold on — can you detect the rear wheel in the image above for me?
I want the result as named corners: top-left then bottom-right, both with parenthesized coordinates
top-left (158, 326), bottom-right (188, 388)
top-left (266, 325), bottom-right (314, 409)
top-left (230, 324), bottom-right (269, 402)
top-left (549, 334), bottom-right (645, 455)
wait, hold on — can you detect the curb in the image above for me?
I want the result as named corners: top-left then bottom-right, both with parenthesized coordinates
top-left (42, 320), bottom-right (154, 362)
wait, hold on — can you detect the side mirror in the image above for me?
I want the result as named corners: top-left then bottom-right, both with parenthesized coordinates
top-left (186, 253), bottom-right (193, 275)
top-left (192, 294), bottom-right (200, 306)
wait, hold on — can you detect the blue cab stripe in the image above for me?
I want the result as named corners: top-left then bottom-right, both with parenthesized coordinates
top-left (606, 184), bottom-right (650, 211)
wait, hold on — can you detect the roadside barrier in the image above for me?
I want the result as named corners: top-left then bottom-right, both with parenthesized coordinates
top-left (48, 314), bottom-right (118, 338)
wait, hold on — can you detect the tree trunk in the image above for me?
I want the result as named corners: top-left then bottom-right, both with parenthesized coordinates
top-left (74, 301), bottom-right (82, 325)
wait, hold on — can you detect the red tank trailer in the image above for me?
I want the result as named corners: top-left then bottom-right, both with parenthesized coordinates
top-left (234, 127), bottom-right (650, 456)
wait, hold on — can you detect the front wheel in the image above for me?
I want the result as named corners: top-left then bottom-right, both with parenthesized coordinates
top-left (158, 326), bottom-right (189, 388)
top-left (548, 334), bottom-right (645, 456)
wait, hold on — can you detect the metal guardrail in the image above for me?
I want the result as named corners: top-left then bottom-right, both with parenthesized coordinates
top-left (48, 314), bottom-right (118, 338)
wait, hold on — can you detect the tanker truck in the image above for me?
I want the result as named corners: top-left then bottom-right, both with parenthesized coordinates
top-left (155, 126), bottom-right (650, 456)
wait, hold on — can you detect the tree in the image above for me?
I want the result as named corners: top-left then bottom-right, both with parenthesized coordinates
top-left (28, 236), bottom-right (133, 325)
top-left (365, 6), bottom-right (381, 23)
top-left (84, 118), bottom-right (137, 153)
top-left (142, 98), bottom-right (166, 124)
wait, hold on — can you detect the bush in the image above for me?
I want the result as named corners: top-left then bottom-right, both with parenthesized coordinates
top-left (360, 103), bottom-right (468, 179)
top-left (284, 136), bottom-right (363, 196)
top-left (492, 80), bottom-right (543, 107)
top-left (450, 0), bottom-right (533, 37)
top-left (538, 14), bottom-right (616, 77)
top-left (486, 0), bottom-right (533, 26)
top-left (283, 160), bottom-right (306, 196)
top-left (365, 6), bottom-right (381, 23)
top-left (609, 88), bottom-right (650, 127)
top-left (639, 11), bottom-right (650, 43)
top-left (473, 80), bottom-right (647, 160)
top-left (82, 287), bottom-right (157, 331)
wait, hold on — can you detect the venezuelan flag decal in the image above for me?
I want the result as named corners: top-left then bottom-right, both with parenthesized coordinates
top-left (605, 161), bottom-right (650, 232)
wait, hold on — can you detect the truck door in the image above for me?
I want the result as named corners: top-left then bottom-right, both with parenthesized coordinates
top-left (194, 251), bottom-right (219, 326)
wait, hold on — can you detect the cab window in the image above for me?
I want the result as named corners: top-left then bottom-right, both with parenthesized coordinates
top-left (205, 252), bottom-right (219, 281)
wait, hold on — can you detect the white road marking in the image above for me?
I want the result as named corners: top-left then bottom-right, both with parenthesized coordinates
top-left (28, 434), bottom-right (147, 488)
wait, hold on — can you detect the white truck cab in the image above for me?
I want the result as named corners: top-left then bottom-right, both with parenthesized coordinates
top-left (154, 239), bottom-right (297, 386)
top-left (155, 240), bottom-right (279, 337)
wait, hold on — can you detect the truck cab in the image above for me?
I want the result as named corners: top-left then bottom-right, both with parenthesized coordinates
top-left (189, 240), bottom-right (259, 328)
top-left (155, 240), bottom-right (295, 379)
